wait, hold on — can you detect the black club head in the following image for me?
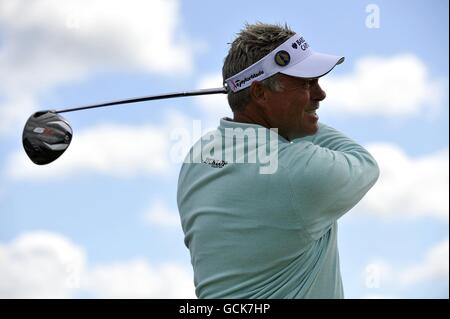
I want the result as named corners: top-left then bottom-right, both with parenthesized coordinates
top-left (22, 111), bottom-right (72, 165)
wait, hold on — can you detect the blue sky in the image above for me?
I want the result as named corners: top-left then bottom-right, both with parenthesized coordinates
top-left (0, 0), bottom-right (448, 298)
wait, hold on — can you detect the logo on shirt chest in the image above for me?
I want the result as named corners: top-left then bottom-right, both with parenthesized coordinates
top-left (203, 157), bottom-right (228, 168)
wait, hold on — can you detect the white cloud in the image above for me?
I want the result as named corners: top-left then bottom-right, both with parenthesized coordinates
top-left (6, 123), bottom-right (171, 179)
top-left (4, 107), bottom-right (230, 180)
top-left (86, 259), bottom-right (195, 298)
top-left (4, 110), bottom-right (196, 180)
top-left (0, 95), bottom-right (36, 137)
top-left (320, 54), bottom-right (446, 117)
top-left (399, 238), bottom-right (449, 286)
top-left (356, 143), bottom-right (449, 222)
top-left (0, 231), bottom-right (195, 298)
top-left (359, 238), bottom-right (449, 298)
top-left (0, 231), bottom-right (86, 298)
top-left (0, 0), bottom-right (199, 137)
top-left (143, 200), bottom-right (181, 228)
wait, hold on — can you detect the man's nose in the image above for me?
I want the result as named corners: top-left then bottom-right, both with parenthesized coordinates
top-left (312, 83), bottom-right (326, 101)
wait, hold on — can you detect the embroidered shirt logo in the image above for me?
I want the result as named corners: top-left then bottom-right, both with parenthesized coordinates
top-left (203, 157), bottom-right (228, 168)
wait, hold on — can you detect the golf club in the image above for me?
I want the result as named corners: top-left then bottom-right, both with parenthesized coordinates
top-left (23, 87), bottom-right (228, 165)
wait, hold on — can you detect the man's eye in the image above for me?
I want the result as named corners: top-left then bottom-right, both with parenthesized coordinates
top-left (305, 79), bottom-right (317, 88)
top-left (303, 81), bottom-right (313, 88)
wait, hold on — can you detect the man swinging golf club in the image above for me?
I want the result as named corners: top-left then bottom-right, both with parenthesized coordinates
top-left (21, 21), bottom-right (380, 300)
top-left (177, 22), bottom-right (380, 298)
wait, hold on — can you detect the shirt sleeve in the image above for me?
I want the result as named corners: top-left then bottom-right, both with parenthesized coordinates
top-left (286, 122), bottom-right (380, 240)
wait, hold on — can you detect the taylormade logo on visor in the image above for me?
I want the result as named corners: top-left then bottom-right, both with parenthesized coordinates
top-left (232, 70), bottom-right (264, 89)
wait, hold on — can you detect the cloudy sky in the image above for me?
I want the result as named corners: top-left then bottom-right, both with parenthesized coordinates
top-left (0, 0), bottom-right (448, 298)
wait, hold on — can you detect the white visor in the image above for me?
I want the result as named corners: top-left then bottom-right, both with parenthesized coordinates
top-left (225, 33), bottom-right (344, 92)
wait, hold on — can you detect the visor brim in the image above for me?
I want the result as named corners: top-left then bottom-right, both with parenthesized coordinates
top-left (280, 52), bottom-right (344, 79)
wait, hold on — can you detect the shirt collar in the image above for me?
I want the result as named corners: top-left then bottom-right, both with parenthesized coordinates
top-left (218, 117), bottom-right (289, 144)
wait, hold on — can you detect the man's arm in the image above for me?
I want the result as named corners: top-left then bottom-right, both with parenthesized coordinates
top-left (286, 122), bottom-right (380, 239)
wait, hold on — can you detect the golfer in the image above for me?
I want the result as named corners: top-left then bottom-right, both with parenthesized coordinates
top-left (177, 22), bottom-right (380, 298)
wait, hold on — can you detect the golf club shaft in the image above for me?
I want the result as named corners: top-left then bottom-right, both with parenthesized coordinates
top-left (55, 87), bottom-right (228, 114)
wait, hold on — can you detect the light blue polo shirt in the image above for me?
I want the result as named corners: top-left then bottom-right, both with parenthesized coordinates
top-left (177, 118), bottom-right (379, 298)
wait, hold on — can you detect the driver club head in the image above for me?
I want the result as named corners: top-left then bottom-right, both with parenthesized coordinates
top-left (22, 111), bottom-right (73, 165)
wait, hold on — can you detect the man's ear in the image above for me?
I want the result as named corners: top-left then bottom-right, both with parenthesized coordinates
top-left (249, 81), bottom-right (268, 106)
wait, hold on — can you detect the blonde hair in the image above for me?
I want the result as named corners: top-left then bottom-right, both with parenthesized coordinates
top-left (222, 22), bottom-right (295, 112)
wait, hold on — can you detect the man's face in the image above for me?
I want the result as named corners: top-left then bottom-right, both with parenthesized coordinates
top-left (263, 74), bottom-right (326, 141)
